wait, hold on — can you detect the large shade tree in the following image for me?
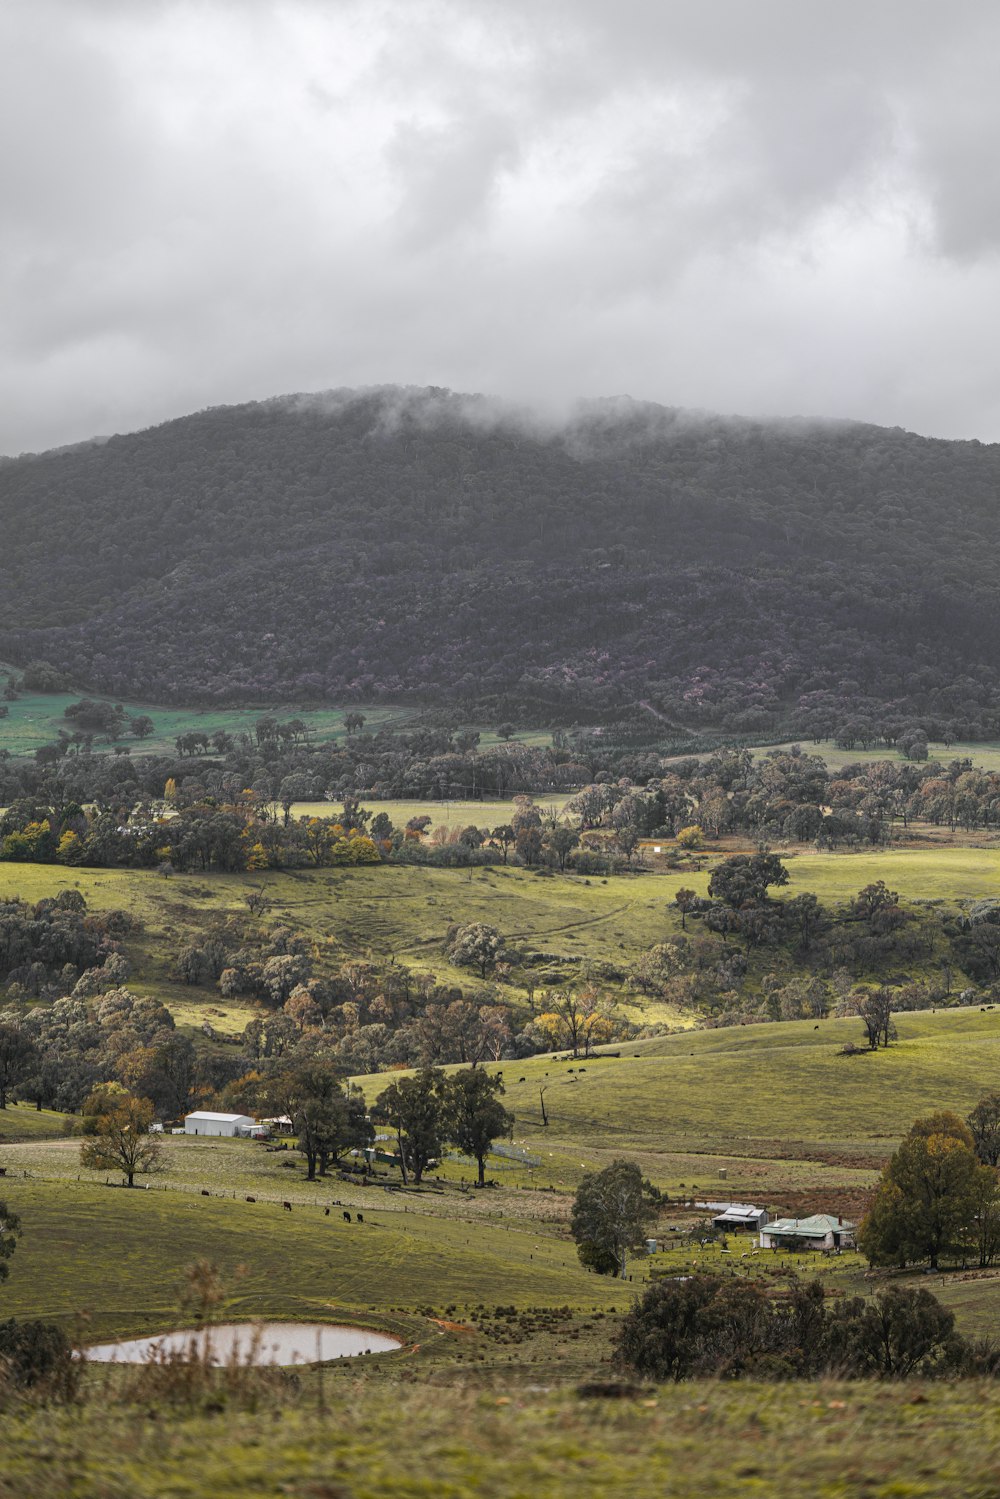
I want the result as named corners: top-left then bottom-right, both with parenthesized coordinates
top-left (859, 1111), bottom-right (999, 1270)
top-left (275, 1063), bottom-right (372, 1181)
top-left (570, 1159), bottom-right (659, 1279)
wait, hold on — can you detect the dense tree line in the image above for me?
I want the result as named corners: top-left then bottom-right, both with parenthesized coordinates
top-left (3, 387), bottom-right (1000, 736)
top-left (11, 733), bottom-right (1000, 882)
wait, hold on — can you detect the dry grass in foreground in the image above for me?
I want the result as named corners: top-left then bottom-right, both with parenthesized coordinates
top-left (1, 1379), bottom-right (998, 1498)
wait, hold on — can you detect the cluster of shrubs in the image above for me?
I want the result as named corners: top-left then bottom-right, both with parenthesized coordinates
top-left (616, 1276), bottom-right (997, 1381)
top-left (0, 1319), bottom-right (78, 1399)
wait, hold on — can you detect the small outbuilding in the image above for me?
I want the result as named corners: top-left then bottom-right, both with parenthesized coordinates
top-left (759, 1214), bottom-right (856, 1251)
top-left (183, 1111), bottom-right (256, 1138)
top-left (711, 1203), bottom-right (769, 1234)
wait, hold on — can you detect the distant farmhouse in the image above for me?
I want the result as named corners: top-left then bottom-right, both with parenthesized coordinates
top-left (759, 1214), bottom-right (856, 1251)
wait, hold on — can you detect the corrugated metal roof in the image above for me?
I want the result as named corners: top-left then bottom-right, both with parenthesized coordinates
top-left (765, 1214), bottom-right (856, 1235)
top-left (184, 1111), bottom-right (254, 1123)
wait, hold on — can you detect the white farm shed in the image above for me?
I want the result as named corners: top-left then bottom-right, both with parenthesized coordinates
top-left (184, 1111), bottom-right (255, 1138)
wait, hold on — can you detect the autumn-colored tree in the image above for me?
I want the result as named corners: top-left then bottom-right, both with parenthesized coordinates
top-left (676, 826), bottom-right (704, 850)
top-left (79, 1094), bottom-right (165, 1187)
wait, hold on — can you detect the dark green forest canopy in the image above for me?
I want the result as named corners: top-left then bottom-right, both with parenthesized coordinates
top-left (3, 386), bottom-right (1000, 733)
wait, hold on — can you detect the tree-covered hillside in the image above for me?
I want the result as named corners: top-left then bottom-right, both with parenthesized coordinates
top-left (3, 386), bottom-right (1000, 737)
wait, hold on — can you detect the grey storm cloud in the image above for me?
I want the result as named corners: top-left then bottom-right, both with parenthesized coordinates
top-left (2, 0), bottom-right (1000, 454)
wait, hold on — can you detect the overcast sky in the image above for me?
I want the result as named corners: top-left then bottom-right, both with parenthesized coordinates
top-left (3, 0), bottom-right (1000, 453)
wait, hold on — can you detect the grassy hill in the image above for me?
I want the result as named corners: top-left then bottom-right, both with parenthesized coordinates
top-left (2, 845), bottom-right (998, 1036)
top-left (761, 737), bottom-right (1000, 774)
top-left (4, 997), bottom-right (1000, 1499)
top-left (0, 688), bottom-right (411, 758)
top-left (5, 1008), bottom-right (1000, 1346)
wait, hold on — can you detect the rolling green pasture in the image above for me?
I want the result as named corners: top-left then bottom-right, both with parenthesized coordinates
top-left (0, 861), bottom-right (698, 1008)
top-left (3, 846), bottom-right (1000, 1032)
top-left (778, 846), bottom-right (1000, 902)
top-left (289, 792), bottom-right (576, 827)
top-left (6, 1007), bottom-right (1000, 1365)
top-left (0, 1175), bottom-right (634, 1343)
top-left (491, 1010), bottom-right (1000, 1163)
top-left (0, 688), bottom-right (408, 757)
top-left (350, 1008), bottom-right (1000, 1209)
top-left (0, 678), bottom-right (553, 759)
top-left (0, 1106), bottom-right (75, 1142)
top-left (761, 736), bottom-right (1000, 773)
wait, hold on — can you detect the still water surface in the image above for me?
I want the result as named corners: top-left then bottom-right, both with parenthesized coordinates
top-left (85, 1322), bottom-right (402, 1365)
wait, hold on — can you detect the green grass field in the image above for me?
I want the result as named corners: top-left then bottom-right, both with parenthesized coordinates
top-left (0, 1106), bottom-right (75, 1143)
top-left (0, 689), bottom-right (408, 757)
top-left (517, 1008), bottom-right (1000, 1155)
top-left (0, 678), bottom-right (553, 759)
top-left (7, 1008), bottom-right (1000, 1341)
top-left (0, 1168), bottom-right (635, 1343)
top-left (779, 846), bottom-right (1000, 902)
top-left (289, 792), bottom-right (576, 827)
top-left (3, 843), bottom-right (999, 1035)
top-left (761, 736), bottom-right (1000, 772)
top-left (0, 861), bottom-right (699, 1013)
top-left (5, 1381), bottom-right (1000, 1499)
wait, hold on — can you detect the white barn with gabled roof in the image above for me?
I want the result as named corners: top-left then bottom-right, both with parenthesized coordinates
top-left (184, 1111), bottom-right (255, 1138)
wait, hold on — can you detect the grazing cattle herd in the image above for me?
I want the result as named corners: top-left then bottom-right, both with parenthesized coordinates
top-left (168, 1185), bottom-right (373, 1221)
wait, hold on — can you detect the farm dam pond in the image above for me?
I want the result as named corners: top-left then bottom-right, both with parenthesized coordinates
top-left (83, 1323), bottom-right (403, 1366)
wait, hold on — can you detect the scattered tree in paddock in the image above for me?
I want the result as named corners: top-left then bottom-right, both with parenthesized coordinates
top-left (708, 852), bottom-right (789, 908)
top-left (857, 987), bottom-right (896, 1050)
top-left (447, 923), bottom-right (503, 979)
top-left (571, 1159), bottom-right (659, 1280)
top-left (444, 1067), bottom-right (513, 1188)
top-left (79, 1094), bottom-right (165, 1188)
top-left (272, 1063), bottom-right (372, 1181)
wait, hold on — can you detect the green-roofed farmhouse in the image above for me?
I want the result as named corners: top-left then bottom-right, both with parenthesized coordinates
top-left (759, 1214), bottom-right (856, 1251)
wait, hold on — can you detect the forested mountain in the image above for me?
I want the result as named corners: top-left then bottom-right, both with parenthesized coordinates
top-left (3, 385), bottom-right (1000, 739)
